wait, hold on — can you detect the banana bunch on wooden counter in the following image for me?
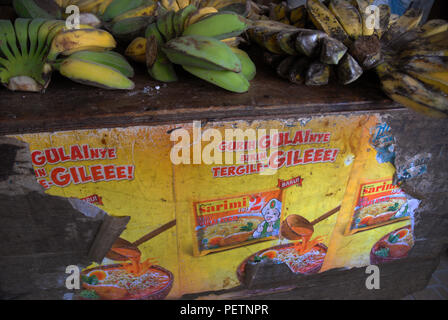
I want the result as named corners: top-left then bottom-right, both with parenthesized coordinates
top-left (377, 17), bottom-right (448, 117)
top-left (248, 0), bottom-right (448, 117)
top-left (13, 0), bottom-right (250, 43)
top-left (127, 4), bottom-right (256, 92)
top-left (6, 0), bottom-right (448, 116)
top-left (0, 18), bottom-right (134, 92)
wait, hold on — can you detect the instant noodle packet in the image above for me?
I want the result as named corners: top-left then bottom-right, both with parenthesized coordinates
top-left (192, 189), bottom-right (284, 256)
top-left (346, 178), bottom-right (412, 235)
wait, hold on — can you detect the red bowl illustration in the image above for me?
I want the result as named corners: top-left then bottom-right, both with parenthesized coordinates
top-left (81, 264), bottom-right (173, 300)
top-left (237, 242), bottom-right (327, 284)
top-left (370, 226), bottom-right (413, 265)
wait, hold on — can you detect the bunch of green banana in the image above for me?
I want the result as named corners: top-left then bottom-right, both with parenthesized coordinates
top-left (13, 0), bottom-right (158, 43)
top-left (127, 5), bottom-right (255, 92)
top-left (0, 18), bottom-right (59, 92)
top-left (108, 0), bottom-right (250, 42)
top-left (53, 50), bottom-right (135, 90)
top-left (102, 0), bottom-right (251, 43)
top-left (0, 17), bottom-right (133, 92)
top-left (46, 27), bottom-right (117, 60)
top-left (125, 1), bottom-right (248, 60)
top-left (47, 26), bottom-right (135, 89)
top-left (13, 0), bottom-right (250, 43)
top-left (161, 0), bottom-right (249, 13)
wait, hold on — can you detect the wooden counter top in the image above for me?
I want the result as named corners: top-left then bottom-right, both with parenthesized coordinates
top-left (0, 64), bottom-right (402, 135)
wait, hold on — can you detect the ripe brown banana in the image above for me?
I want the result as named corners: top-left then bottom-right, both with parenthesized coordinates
top-left (306, 0), bottom-right (350, 46)
top-left (337, 53), bottom-right (363, 84)
top-left (306, 61), bottom-right (330, 86)
top-left (328, 0), bottom-right (362, 40)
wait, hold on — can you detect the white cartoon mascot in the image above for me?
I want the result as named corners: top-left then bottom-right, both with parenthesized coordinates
top-left (253, 198), bottom-right (282, 238)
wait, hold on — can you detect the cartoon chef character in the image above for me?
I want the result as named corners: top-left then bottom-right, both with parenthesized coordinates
top-left (253, 199), bottom-right (282, 238)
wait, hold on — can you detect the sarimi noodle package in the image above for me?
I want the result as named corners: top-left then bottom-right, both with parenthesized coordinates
top-left (346, 178), bottom-right (415, 235)
top-left (193, 189), bottom-right (284, 256)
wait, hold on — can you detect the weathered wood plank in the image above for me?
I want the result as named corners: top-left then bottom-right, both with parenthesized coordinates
top-left (0, 67), bottom-right (401, 135)
top-left (88, 215), bottom-right (130, 263)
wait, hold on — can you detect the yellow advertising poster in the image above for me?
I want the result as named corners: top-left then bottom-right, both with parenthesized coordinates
top-left (13, 114), bottom-right (418, 299)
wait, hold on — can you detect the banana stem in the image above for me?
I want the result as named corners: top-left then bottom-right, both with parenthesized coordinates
top-left (0, 56), bottom-right (12, 69)
top-left (47, 52), bottom-right (59, 62)
top-left (0, 42), bottom-right (16, 62)
top-left (50, 60), bottom-right (63, 71)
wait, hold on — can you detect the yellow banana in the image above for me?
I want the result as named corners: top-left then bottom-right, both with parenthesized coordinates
top-left (377, 64), bottom-right (448, 115)
top-left (402, 56), bottom-right (448, 94)
top-left (382, 8), bottom-right (423, 47)
top-left (248, 19), bottom-right (296, 52)
top-left (61, 24), bottom-right (95, 31)
top-left (405, 30), bottom-right (448, 50)
top-left (400, 48), bottom-right (448, 59)
top-left (161, 0), bottom-right (180, 11)
top-left (68, 50), bottom-right (134, 77)
top-left (58, 57), bottom-right (135, 90)
top-left (421, 19), bottom-right (448, 38)
top-left (186, 7), bottom-right (218, 27)
top-left (48, 28), bottom-right (116, 60)
top-left (259, 31), bottom-right (284, 55)
top-left (400, 31), bottom-right (448, 58)
top-left (276, 31), bottom-right (299, 55)
top-left (388, 93), bottom-right (447, 118)
top-left (407, 72), bottom-right (448, 95)
top-left (221, 37), bottom-right (245, 47)
top-left (351, 0), bottom-right (374, 36)
top-left (76, 0), bottom-right (108, 14)
top-left (112, 3), bottom-right (158, 23)
top-left (289, 5), bottom-right (307, 28)
top-left (250, 19), bottom-right (297, 32)
top-left (270, 2), bottom-right (287, 21)
top-left (125, 36), bottom-right (147, 63)
top-left (306, 0), bottom-right (350, 46)
top-left (328, 0), bottom-right (362, 39)
top-left (176, 0), bottom-right (191, 10)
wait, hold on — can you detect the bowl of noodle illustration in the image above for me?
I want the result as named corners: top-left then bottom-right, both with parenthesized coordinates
top-left (370, 226), bottom-right (414, 265)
